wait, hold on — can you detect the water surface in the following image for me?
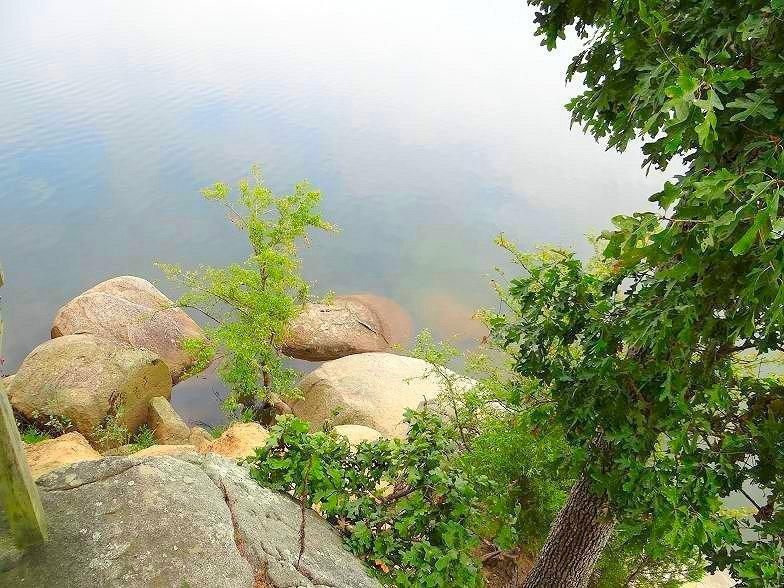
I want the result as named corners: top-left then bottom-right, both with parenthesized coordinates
top-left (0, 0), bottom-right (674, 425)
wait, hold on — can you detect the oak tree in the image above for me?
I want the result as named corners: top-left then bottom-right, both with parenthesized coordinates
top-left (489, 1), bottom-right (784, 585)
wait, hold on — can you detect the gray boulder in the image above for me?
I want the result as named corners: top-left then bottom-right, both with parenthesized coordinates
top-left (0, 453), bottom-right (381, 588)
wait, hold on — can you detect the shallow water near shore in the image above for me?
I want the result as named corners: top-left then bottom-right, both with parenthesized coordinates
top-left (0, 0), bottom-right (675, 426)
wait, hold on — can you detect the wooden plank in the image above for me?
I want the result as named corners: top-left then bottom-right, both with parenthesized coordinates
top-left (0, 378), bottom-right (48, 548)
top-left (0, 267), bottom-right (48, 548)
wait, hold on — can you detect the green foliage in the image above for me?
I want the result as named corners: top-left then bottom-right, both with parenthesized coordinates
top-left (489, 238), bottom-right (783, 586)
top-left (92, 406), bottom-right (131, 451)
top-left (127, 425), bottom-right (155, 452)
top-left (592, 523), bottom-right (707, 588)
top-left (414, 330), bottom-right (704, 587)
top-left (209, 423), bottom-right (228, 439)
top-left (30, 407), bottom-right (73, 437)
top-left (19, 427), bottom-right (50, 445)
top-left (407, 331), bottom-right (572, 551)
top-left (158, 166), bottom-right (334, 418)
top-left (458, 411), bottom-right (571, 552)
top-left (502, 0), bottom-right (784, 584)
top-left (593, 537), bottom-right (705, 588)
top-left (248, 412), bottom-right (483, 587)
top-left (248, 330), bottom-right (700, 586)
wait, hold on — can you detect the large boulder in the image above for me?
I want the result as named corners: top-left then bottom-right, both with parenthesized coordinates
top-left (0, 454), bottom-right (380, 587)
top-left (204, 422), bottom-right (269, 460)
top-left (7, 334), bottom-right (171, 444)
top-left (283, 294), bottom-right (410, 361)
top-left (133, 444), bottom-right (197, 458)
top-left (333, 424), bottom-right (383, 445)
top-left (147, 396), bottom-right (190, 445)
top-left (51, 276), bottom-right (205, 383)
top-left (24, 432), bottom-right (101, 480)
top-left (292, 352), bottom-right (471, 438)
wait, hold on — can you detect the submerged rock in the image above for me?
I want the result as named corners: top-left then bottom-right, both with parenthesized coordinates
top-left (283, 294), bottom-right (410, 361)
top-left (7, 334), bottom-right (171, 445)
top-left (292, 352), bottom-right (470, 438)
top-left (51, 275), bottom-right (205, 383)
top-left (0, 454), bottom-right (380, 588)
top-left (24, 432), bottom-right (100, 480)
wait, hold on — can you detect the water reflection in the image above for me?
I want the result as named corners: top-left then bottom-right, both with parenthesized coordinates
top-left (0, 0), bottom-right (678, 424)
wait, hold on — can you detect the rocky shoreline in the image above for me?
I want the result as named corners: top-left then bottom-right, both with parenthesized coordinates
top-left (2, 274), bottom-right (424, 466)
top-left (1, 274), bottom-right (437, 586)
top-left (0, 275), bottom-right (733, 588)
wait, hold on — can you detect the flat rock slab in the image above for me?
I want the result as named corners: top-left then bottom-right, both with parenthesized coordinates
top-left (0, 453), bottom-right (380, 588)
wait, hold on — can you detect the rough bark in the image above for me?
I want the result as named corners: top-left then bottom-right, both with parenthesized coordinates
top-left (519, 471), bottom-right (615, 588)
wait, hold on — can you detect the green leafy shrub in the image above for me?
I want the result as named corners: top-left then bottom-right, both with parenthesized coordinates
top-left (209, 424), bottom-right (227, 439)
top-left (30, 407), bottom-right (74, 437)
top-left (247, 324), bottom-right (707, 587)
top-left (407, 329), bottom-right (708, 587)
top-left (592, 532), bottom-right (705, 588)
top-left (458, 411), bottom-right (571, 552)
top-left (248, 412), bottom-right (483, 587)
top-left (506, 0), bottom-right (784, 583)
top-left (93, 408), bottom-right (131, 451)
top-left (159, 166), bottom-right (334, 420)
top-left (20, 427), bottom-right (51, 445)
top-left (128, 425), bottom-right (155, 452)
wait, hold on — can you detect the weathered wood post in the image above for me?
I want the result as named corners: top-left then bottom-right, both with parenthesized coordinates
top-left (0, 267), bottom-right (48, 548)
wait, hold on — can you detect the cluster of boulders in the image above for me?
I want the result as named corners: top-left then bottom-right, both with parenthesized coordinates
top-left (0, 275), bottom-right (422, 585)
top-left (0, 277), bottom-right (264, 477)
top-left (1, 275), bottom-right (735, 588)
top-left (1, 274), bottom-right (445, 476)
top-left (50, 275), bottom-right (204, 383)
top-left (2, 276), bottom-right (431, 470)
top-left (0, 274), bottom-right (435, 587)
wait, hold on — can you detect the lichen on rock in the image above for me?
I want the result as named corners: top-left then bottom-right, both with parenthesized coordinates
top-left (0, 454), bottom-right (381, 588)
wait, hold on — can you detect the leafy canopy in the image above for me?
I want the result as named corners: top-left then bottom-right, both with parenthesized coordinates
top-left (158, 166), bottom-right (334, 416)
top-left (488, 0), bottom-right (784, 584)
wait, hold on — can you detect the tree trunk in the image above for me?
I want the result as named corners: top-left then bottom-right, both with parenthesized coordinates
top-left (519, 471), bottom-right (615, 588)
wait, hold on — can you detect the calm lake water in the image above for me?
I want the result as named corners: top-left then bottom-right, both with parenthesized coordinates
top-left (0, 0), bottom-right (675, 425)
